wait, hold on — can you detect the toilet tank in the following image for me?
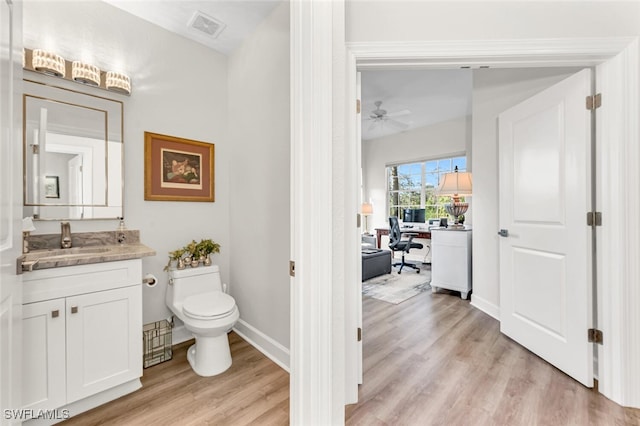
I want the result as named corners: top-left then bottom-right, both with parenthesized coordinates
top-left (167, 265), bottom-right (222, 304)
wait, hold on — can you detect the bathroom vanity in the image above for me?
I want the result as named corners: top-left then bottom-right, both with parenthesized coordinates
top-left (20, 232), bottom-right (154, 424)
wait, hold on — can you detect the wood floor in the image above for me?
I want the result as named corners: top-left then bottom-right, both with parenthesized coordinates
top-left (64, 289), bottom-right (640, 425)
top-left (63, 332), bottom-right (289, 426)
top-left (346, 288), bottom-right (640, 426)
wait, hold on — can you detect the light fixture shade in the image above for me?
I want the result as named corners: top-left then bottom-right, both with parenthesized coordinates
top-left (32, 49), bottom-right (66, 77)
top-left (105, 71), bottom-right (131, 94)
top-left (22, 216), bottom-right (36, 232)
top-left (361, 202), bottom-right (373, 215)
top-left (437, 169), bottom-right (472, 196)
top-left (72, 61), bottom-right (101, 86)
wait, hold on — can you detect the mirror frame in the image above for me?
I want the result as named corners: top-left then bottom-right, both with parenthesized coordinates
top-left (22, 78), bottom-right (124, 220)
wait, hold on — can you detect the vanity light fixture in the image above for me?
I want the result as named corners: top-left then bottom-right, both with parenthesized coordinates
top-left (105, 71), bottom-right (131, 95)
top-left (32, 49), bottom-right (66, 78)
top-left (72, 61), bottom-right (101, 86)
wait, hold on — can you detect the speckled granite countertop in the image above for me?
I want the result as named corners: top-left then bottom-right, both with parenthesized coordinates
top-left (19, 230), bottom-right (156, 272)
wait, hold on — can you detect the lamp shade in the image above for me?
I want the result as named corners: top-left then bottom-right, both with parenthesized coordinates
top-left (437, 167), bottom-right (472, 196)
top-left (361, 202), bottom-right (373, 216)
top-left (22, 216), bottom-right (36, 232)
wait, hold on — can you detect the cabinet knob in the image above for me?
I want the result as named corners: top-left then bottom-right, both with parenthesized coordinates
top-left (51, 310), bottom-right (59, 318)
top-left (71, 306), bottom-right (78, 314)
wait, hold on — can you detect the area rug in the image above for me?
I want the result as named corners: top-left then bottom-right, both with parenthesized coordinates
top-left (362, 269), bottom-right (431, 304)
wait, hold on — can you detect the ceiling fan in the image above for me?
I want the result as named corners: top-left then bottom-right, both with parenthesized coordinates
top-left (365, 100), bottom-right (411, 131)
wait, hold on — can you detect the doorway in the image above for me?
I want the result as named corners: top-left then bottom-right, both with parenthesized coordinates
top-left (340, 37), bottom-right (640, 409)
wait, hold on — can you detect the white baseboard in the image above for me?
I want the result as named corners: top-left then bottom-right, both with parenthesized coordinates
top-left (233, 319), bottom-right (290, 373)
top-left (171, 319), bottom-right (290, 373)
top-left (171, 324), bottom-right (194, 345)
top-left (470, 295), bottom-right (500, 321)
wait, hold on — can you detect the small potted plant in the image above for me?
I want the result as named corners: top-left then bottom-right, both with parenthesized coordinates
top-left (184, 240), bottom-right (200, 267)
top-left (196, 238), bottom-right (220, 266)
top-left (164, 247), bottom-right (186, 271)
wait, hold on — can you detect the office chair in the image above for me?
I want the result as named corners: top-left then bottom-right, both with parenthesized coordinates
top-left (388, 216), bottom-right (423, 274)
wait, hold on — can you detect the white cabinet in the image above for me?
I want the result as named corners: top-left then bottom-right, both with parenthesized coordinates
top-left (431, 229), bottom-right (472, 299)
top-left (22, 260), bottom-right (142, 419)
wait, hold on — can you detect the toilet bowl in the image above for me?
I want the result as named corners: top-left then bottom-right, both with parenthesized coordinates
top-left (166, 266), bottom-right (239, 377)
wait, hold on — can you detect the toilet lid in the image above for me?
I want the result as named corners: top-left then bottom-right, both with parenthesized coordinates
top-left (183, 292), bottom-right (236, 319)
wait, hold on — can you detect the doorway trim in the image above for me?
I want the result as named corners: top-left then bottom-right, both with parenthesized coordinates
top-left (339, 36), bottom-right (639, 411)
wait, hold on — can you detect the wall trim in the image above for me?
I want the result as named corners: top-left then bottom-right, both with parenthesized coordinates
top-left (233, 319), bottom-right (290, 373)
top-left (171, 324), bottom-right (193, 346)
top-left (596, 38), bottom-right (640, 408)
top-left (470, 295), bottom-right (500, 321)
top-left (290, 0), bottom-right (340, 424)
top-left (348, 38), bottom-right (637, 69)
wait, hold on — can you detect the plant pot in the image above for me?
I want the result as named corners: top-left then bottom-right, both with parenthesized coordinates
top-left (203, 255), bottom-right (212, 266)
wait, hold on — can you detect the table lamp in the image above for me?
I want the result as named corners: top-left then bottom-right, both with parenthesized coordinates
top-left (436, 166), bottom-right (472, 229)
top-left (361, 202), bottom-right (373, 235)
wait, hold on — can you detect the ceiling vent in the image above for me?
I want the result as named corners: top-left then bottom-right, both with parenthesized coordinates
top-left (188, 11), bottom-right (226, 39)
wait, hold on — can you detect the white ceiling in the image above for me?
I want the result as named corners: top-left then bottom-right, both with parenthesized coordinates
top-left (101, 0), bottom-right (281, 55)
top-left (100, 2), bottom-right (472, 143)
top-left (361, 69), bottom-right (472, 141)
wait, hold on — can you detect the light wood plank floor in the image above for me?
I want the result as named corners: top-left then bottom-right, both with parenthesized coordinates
top-left (65, 288), bottom-right (640, 425)
top-left (63, 332), bottom-right (289, 426)
top-left (346, 287), bottom-right (640, 426)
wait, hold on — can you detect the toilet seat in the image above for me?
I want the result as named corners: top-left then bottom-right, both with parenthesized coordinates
top-left (183, 291), bottom-right (236, 320)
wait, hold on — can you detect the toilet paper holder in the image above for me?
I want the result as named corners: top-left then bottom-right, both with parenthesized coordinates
top-left (142, 273), bottom-right (157, 286)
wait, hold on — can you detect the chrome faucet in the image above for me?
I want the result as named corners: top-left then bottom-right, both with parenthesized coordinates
top-left (61, 222), bottom-right (72, 249)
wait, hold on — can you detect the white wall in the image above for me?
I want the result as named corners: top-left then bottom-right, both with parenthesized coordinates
top-left (362, 116), bottom-right (470, 231)
top-left (470, 67), bottom-right (583, 318)
top-left (227, 2), bottom-right (290, 368)
top-left (347, 1), bottom-right (640, 42)
top-left (23, 1), bottom-right (230, 324)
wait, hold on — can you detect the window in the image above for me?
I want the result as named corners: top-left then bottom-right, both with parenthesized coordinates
top-left (387, 155), bottom-right (467, 220)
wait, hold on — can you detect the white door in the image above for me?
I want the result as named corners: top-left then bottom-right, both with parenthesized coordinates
top-left (499, 68), bottom-right (593, 387)
top-left (68, 154), bottom-right (84, 218)
top-left (0, 0), bottom-right (23, 422)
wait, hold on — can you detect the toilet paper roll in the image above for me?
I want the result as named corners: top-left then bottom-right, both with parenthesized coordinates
top-left (143, 273), bottom-right (158, 288)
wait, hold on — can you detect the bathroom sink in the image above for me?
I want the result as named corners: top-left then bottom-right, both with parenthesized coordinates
top-left (24, 246), bottom-right (111, 262)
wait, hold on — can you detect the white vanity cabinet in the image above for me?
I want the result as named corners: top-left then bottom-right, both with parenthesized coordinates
top-left (22, 259), bottom-right (143, 421)
top-left (431, 229), bottom-right (472, 299)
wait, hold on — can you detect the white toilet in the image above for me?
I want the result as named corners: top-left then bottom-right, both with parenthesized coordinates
top-left (166, 265), bottom-right (239, 377)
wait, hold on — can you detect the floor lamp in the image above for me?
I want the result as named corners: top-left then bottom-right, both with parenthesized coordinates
top-left (437, 166), bottom-right (472, 229)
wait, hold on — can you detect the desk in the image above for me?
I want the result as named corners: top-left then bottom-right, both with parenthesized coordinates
top-left (375, 228), bottom-right (431, 249)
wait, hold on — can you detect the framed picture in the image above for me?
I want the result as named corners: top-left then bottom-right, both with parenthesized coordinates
top-left (44, 176), bottom-right (60, 199)
top-left (144, 132), bottom-right (215, 202)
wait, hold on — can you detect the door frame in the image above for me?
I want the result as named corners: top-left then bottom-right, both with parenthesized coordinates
top-left (342, 37), bottom-right (640, 409)
top-left (290, 19), bottom-right (640, 421)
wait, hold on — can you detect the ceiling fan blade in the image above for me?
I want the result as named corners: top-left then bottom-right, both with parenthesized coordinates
top-left (387, 109), bottom-right (411, 118)
top-left (367, 121), bottom-right (377, 131)
top-left (386, 118), bottom-right (410, 130)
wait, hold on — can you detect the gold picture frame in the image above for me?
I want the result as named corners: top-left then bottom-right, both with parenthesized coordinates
top-left (144, 132), bottom-right (215, 202)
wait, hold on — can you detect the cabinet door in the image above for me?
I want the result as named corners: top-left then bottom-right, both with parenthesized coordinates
top-left (22, 299), bottom-right (66, 410)
top-left (431, 232), bottom-right (471, 293)
top-left (66, 286), bottom-right (142, 403)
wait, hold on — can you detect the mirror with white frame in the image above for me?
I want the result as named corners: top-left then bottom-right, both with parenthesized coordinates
top-left (23, 80), bottom-right (123, 220)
